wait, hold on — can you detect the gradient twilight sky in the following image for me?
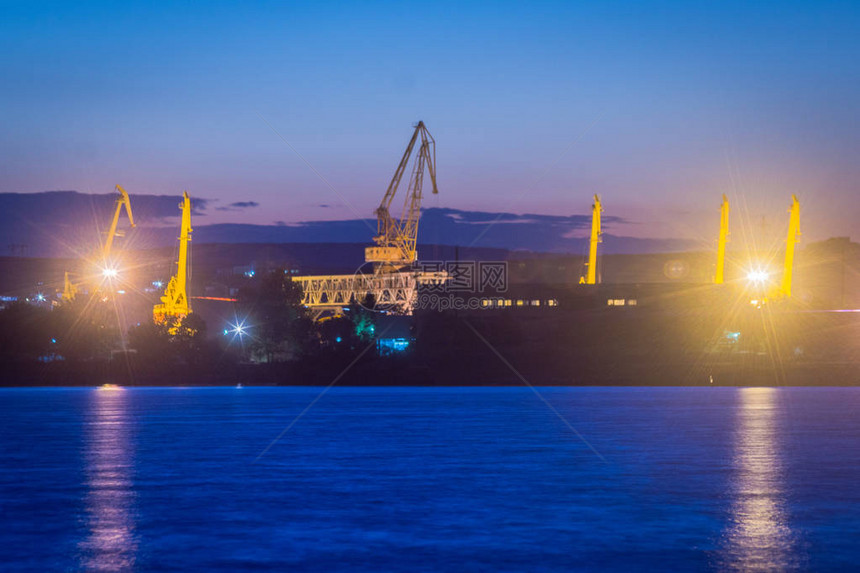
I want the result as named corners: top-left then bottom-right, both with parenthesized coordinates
top-left (2, 1), bottom-right (859, 244)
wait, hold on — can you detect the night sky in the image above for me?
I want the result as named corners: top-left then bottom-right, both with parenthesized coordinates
top-left (2, 1), bottom-right (859, 244)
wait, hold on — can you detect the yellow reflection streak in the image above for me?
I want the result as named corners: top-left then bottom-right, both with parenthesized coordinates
top-left (722, 388), bottom-right (796, 571)
top-left (78, 387), bottom-right (137, 570)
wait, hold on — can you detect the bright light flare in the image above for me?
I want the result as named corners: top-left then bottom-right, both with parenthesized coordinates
top-left (225, 319), bottom-right (250, 339)
top-left (102, 267), bottom-right (119, 279)
top-left (746, 268), bottom-right (769, 285)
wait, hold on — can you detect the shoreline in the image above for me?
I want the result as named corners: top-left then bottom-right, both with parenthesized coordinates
top-left (3, 362), bottom-right (858, 387)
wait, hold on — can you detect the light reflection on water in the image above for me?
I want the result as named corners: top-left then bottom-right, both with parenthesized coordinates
top-left (721, 388), bottom-right (799, 571)
top-left (78, 387), bottom-right (137, 571)
top-left (4, 387), bottom-right (860, 570)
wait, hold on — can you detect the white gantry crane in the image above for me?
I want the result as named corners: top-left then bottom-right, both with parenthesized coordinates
top-left (294, 121), bottom-right (446, 318)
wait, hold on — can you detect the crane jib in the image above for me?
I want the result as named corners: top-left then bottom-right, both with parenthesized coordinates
top-left (366, 121), bottom-right (439, 274)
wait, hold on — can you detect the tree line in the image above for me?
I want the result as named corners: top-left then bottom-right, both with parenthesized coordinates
top-left (0, 269), bottom-right (386, 384)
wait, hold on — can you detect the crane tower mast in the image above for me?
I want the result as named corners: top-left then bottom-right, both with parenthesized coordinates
top-left (153, 191), bottom-right (193, 323)
top-left (777, 195), bottom-right (800, 299)
top-left (580, 195), bottom-right (602, 285)
top-left (715, 194), bottom-right (729, 284)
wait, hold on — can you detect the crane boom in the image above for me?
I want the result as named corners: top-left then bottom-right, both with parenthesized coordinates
top-left (777, 195), bottom-right (800, 299)
top-left (365, 121), bottom-right (438, 273)
top-left (580, 195), bottom-right (602, 285)
top-left (103, 185), bottom-right (135, 260)
top-left (715, 194), bottom-right (729, 284)
top-left (153, 191), bottom-right (193, 323)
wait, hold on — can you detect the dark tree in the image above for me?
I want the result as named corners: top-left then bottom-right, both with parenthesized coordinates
top-left (127, 313), bottom-right (210, 367)
top-left (172, 313), bottom-right (211, 366)
top-left (238, 270), bottom-right (315, 362)
top-left (127, 320), bottom-right (172, 364)
top-left (319, 315), bottom-right (359, 349)
top-left (351, 293), bottom-right (377, 343)
top-left (52, 296), bottom-right (121, 361)
top-left (0, 303), bottom-right (53, 363)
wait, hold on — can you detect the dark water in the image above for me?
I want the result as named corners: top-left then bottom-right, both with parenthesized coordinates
top-left (1, 387), bottom-right (860, 571)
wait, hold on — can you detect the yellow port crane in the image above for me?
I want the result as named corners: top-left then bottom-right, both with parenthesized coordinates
top-left (775, 194), bottom-right (800, 299)
top-left (365, 121), bottom-right (438, 274)
top-left (153, 191), bottom-right (193, 323)
top-left (579, 194), bottom-right (602, 285)
top-left (715, 194), bottom-right (729, 284)
top-left (62, 271), bottom-right (79, 302)
top-left (62, 184), bottom-right (135, 302)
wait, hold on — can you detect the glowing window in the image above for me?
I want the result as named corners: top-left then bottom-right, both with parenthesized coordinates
top-left (377, 338), bottom-right (410, 356)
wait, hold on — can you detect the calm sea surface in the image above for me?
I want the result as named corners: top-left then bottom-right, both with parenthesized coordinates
top-left (1, 386), bottom-right (859, 571)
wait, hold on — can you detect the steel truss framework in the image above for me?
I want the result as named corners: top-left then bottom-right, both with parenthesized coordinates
top-left (294, 271), bottom-right (447, 317)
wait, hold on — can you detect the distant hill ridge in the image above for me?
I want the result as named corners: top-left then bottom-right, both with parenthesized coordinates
top-left (0, 191), bottom-right (700, 257)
